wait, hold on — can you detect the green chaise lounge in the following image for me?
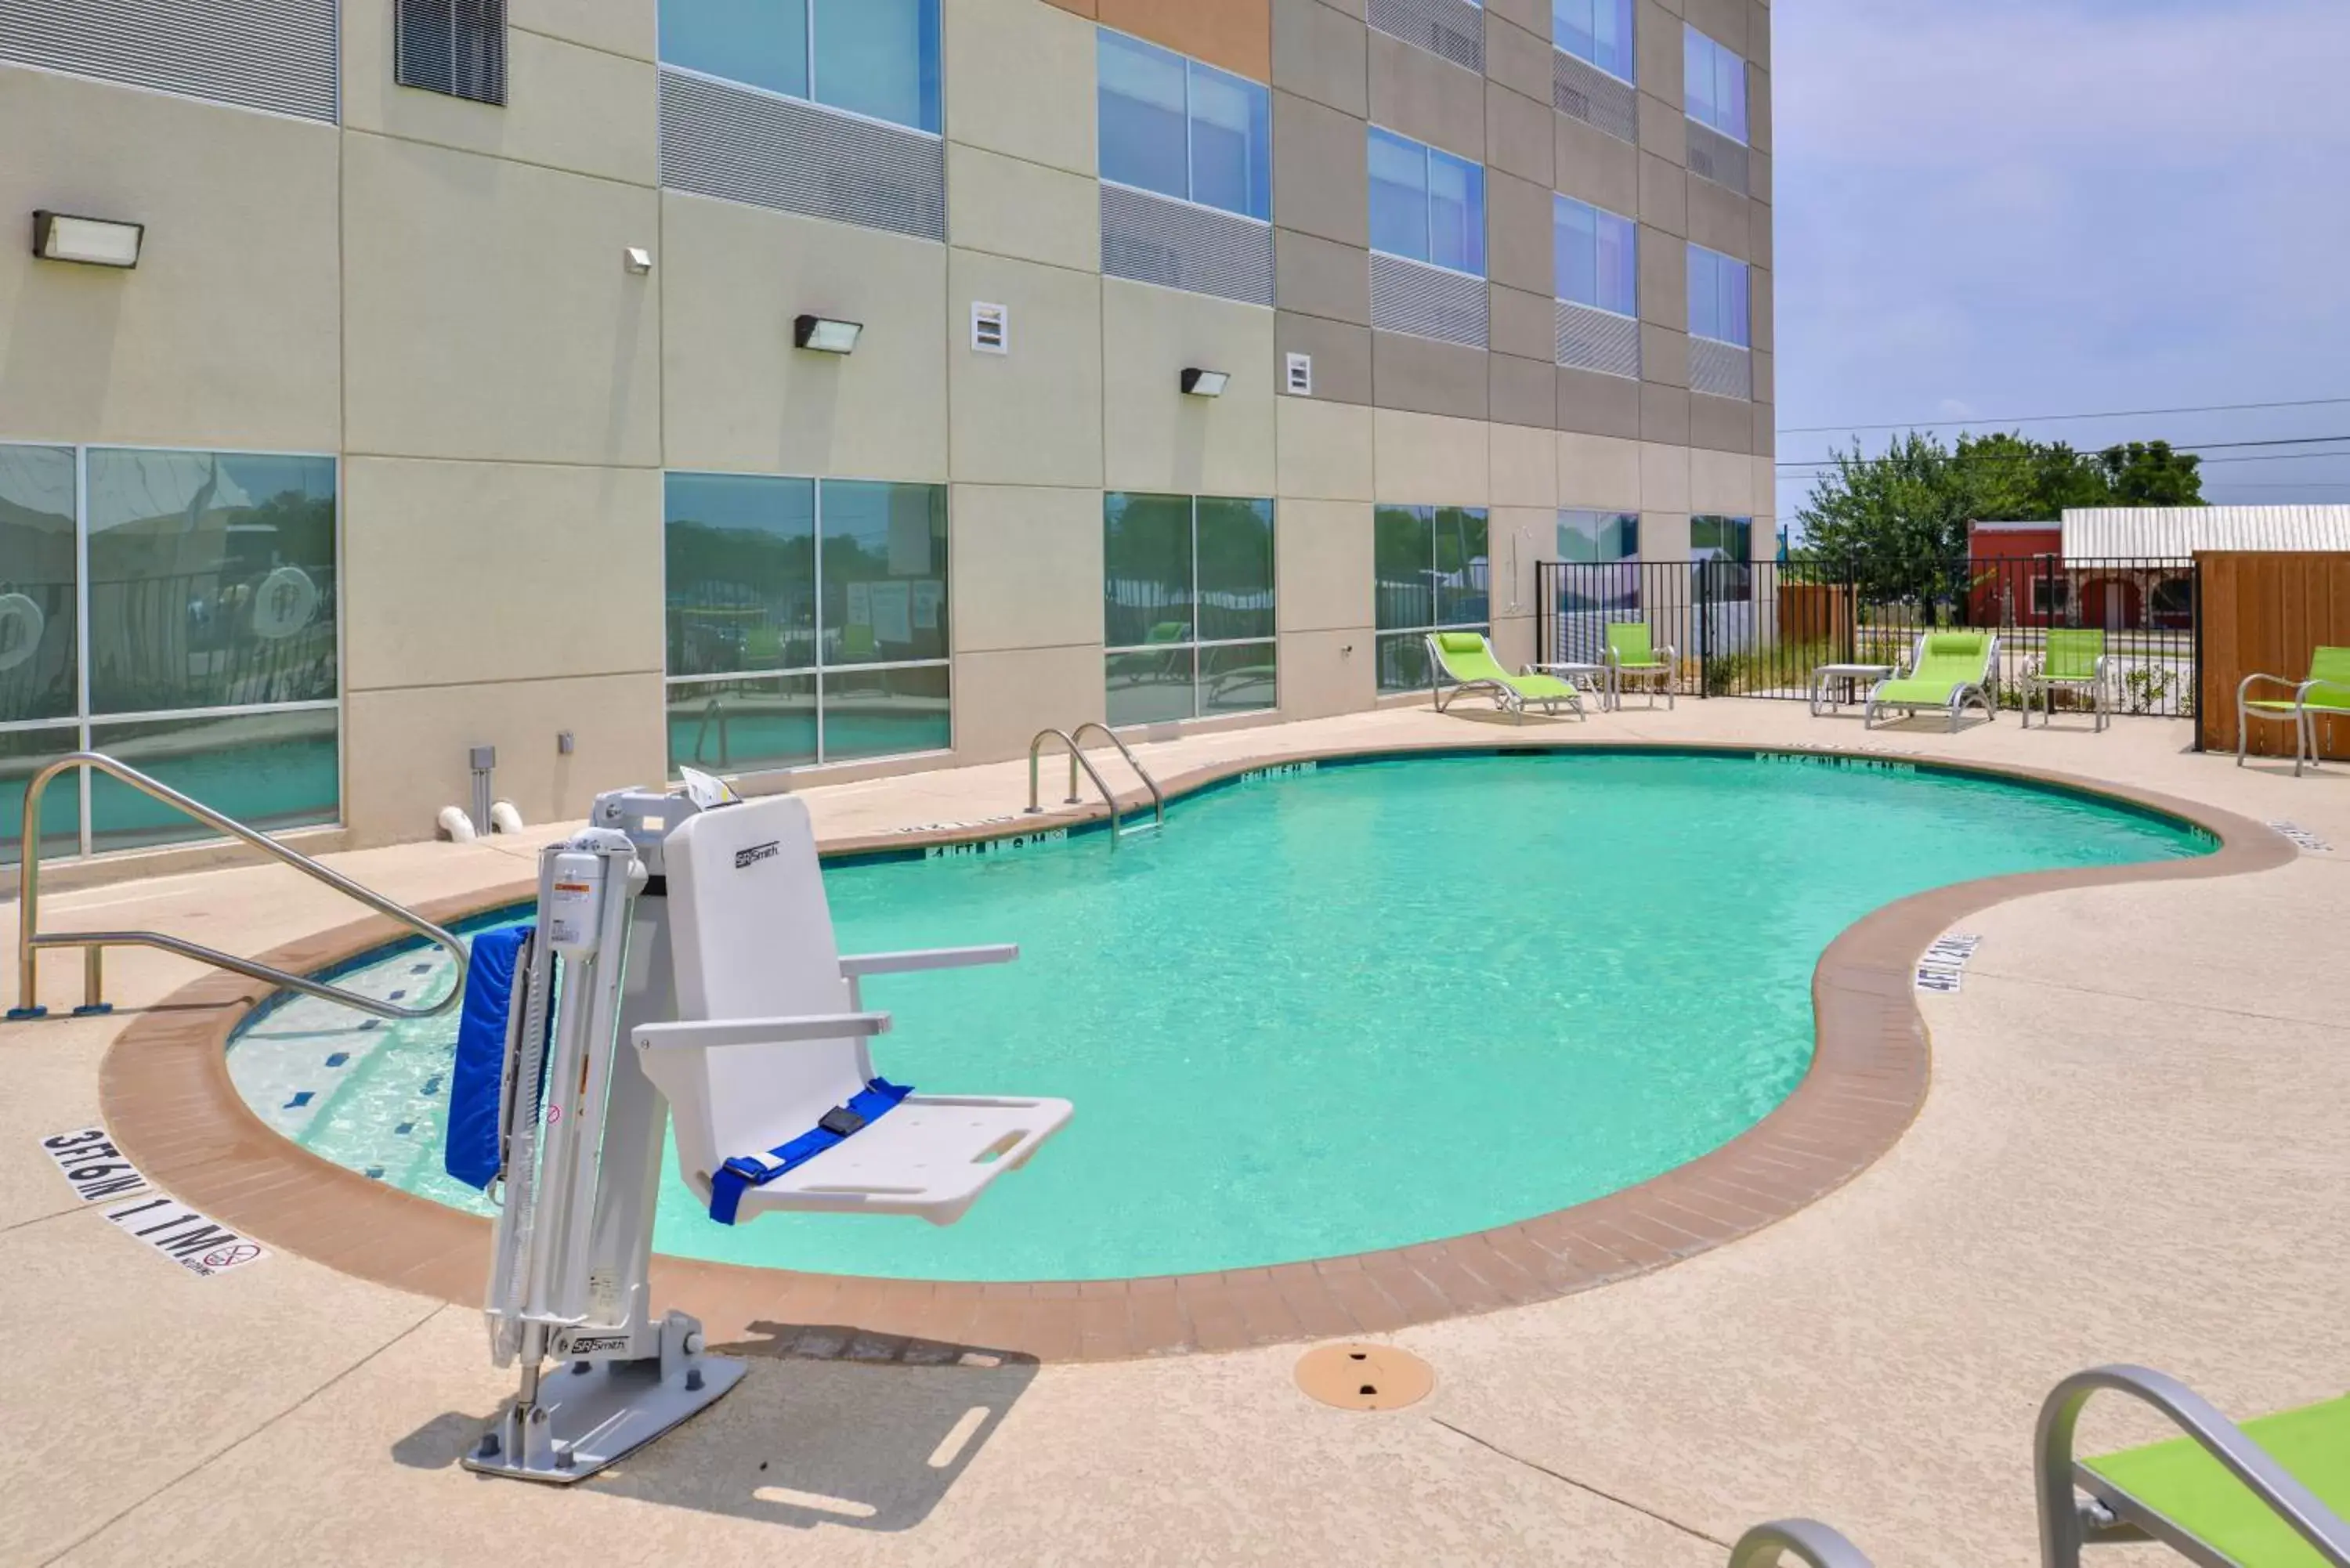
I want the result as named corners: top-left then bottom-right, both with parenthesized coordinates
top-left (2237, 645), bottom-right (2350, 776)
top-left (1604, 621), bottom-right (1676, 710)
top-left (1426, 631), bottom-right (1585, 722)
top-left (1865, 631), bottom-right (1999, 732)
top-left (2040, 1364), bottom-right (2350, 1566)
top-left (2023, 628), bottom-right (2112, 732)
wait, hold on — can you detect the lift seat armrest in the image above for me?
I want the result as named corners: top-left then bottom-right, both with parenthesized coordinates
top-left (633, 1012), bottom-right (892, 1052)
top-left (838, 945), bottom-right (1019, 977)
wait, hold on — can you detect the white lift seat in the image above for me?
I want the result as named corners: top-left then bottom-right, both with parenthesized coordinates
top-left (631, 793), bottom-right (1072, 1227)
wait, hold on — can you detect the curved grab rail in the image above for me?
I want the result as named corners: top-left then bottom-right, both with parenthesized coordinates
top-left (9, 751), bottom-right (470, 1022)
top-left (1726, 1519), bottom-right (1875, 1568)
top-left (1023, 726), bottom-right (1165, 849)
top-left (1066, 722), bottom-right (1165, 831)
top-left (2037, 1364), bottom-right (2350, 1568)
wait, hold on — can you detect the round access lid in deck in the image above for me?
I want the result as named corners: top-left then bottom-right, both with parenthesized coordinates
top-left (1294, 1342), bottom-right (1435, 1411)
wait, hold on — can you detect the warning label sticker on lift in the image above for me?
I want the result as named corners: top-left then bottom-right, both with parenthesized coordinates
top-left (99, 1194), bottom-right (270, 1279)
top-left (39, 1128), bottom-right (153, 1205)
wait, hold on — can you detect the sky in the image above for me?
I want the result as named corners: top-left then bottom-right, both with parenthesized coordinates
top-left (1770, 0), bottom-right (2350, 522)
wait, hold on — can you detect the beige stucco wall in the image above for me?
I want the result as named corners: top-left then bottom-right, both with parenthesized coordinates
top-left (2, 0), bottom-right (1773, 858)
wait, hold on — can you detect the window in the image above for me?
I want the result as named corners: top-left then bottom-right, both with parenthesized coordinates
top-left (1684, 25), bottom-right (1748, 143)
top-left (3, 444), bottom-right (341, 865)
top-left (1097, 31), bottom-right (1271, 221)
top-left (1687, 244), bottom-right (1751, 346)
top-left (1691, 513), bottom-right (1753, 601)
top-left (2033, 578), bottom-right (2073, 616)
top-left (397, 0), bottom-right (507, 105)
top-left (1104, 495), bottom-right (1277, 726)
top-left (1557, 509), bottom-right (1639, 562)
top-left (1554, 196), bottom-right (1637, 316)
top-left (1368, 128), bottom-right (1486, 275)
top-left (1554, 0), bottom-right (1634, 83)
top-left (660, 0), bottom-right (942, 133)
top-left (663, 473), bottom-right (949, 777)
top-left (1374, 505), bottom-right (1488, 692)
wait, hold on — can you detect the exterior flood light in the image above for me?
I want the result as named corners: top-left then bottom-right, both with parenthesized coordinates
top-left (32, 210), bottom-right (143, 269)
top-left (794, 314), bottom-right (863, 354)
top-left (1180, 367), bottom-right (1229, 398)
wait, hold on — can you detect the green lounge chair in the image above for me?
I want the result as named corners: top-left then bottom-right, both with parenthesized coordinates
top-left (1727, 1519), bottom-right (1875, 1566)
top-left (1425, 631), bottom-right (1585, 722)
top-left (2023, 629), bottom-right (2112, 732)
top-left (2237, 645), bottom-right (2350, 776)
top-left (2039, 1364), bottom-right (2350, 1566)
top-left (1865, 631), bottom-right (1999, 732)
top-left (1604, 621), bottom-right (1676, 710)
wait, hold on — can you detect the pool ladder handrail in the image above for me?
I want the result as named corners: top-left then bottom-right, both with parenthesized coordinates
top-left (8, 750), bottom-right (471, 1022)
top-left (1025, 724), bottom-right (1166, 848)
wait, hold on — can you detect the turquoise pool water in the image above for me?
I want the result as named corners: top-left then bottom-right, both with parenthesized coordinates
top-left (227, 751), bottom-right (2207, 1281)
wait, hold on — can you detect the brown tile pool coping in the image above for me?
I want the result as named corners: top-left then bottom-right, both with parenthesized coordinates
top-left (98, 739), bottom-right (2294, 1364)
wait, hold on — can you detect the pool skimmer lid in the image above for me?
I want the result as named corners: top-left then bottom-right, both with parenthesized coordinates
top-left (1295, 1342), bottom-right (1434, 1411)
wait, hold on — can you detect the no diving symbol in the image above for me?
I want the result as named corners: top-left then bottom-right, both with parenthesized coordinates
top-left (202, 1243), bottom-right (262, 1270)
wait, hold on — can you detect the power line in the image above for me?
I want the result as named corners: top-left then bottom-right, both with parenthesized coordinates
top-left (1778, 395), bottom-right (2350, 435)
top-left (1774, 435), bottom-right (2350, 472)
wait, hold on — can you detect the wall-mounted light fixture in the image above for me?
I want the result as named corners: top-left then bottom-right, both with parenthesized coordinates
top-left (794, 314), bottom-right (863, 355)
top-left (32, 211), bottom-right (143, 269)
top-left (1180, 367), bottom-right (1229, 398)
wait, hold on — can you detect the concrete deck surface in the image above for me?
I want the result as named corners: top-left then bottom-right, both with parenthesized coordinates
top-left (2, 699), bottom-right (2344, 1567)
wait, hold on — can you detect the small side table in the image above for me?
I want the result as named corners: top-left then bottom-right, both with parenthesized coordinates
top-left (1528, 661), bottom-right (1614, 711)
top-left (1811, 663), bottom-right (1892, 717)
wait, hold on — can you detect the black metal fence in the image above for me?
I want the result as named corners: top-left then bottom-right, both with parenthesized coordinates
top-left (1535, 556), bottom-right (2200, 719)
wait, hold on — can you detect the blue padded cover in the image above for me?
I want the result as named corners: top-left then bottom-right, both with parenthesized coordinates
top-left (444, 924), bottom-right (533, 1192)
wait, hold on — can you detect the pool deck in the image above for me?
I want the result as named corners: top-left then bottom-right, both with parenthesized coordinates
top-left (4, 699), bottom-right (2346, 1566)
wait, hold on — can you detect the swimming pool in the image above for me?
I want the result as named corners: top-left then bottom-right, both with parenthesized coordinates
top-left (226, 750), bottom-right (2208, 1282)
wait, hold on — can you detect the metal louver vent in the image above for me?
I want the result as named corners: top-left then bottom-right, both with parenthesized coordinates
top-left (1100, 184), bottom-right (1275, 308)
top-left (1371, 252), bottom-right (1488, 349)
top-left (0, 0), bottom-right (338, 122)
top-left (396, 0), bottom-right (506, 106)
top-left (1686, 122), bottom-right (1751, 196)
top-left (1690, 338), bottom-right (1752, 399)
top-left (1368, 0), bottom-right (1485, 74)
top-left (1555, 301), bottom-right (1640, 379)
top-left (1553, 51), bottom-right (1638, 144)
top-left (659, 67), bottom-right (946, 242)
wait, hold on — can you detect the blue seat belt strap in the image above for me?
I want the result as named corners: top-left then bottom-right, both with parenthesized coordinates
top-left (707, 1077), bottom-right (913, 1225)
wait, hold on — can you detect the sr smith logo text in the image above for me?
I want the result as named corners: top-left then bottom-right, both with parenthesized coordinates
top-left (734, 841), bottom-right (779, 870)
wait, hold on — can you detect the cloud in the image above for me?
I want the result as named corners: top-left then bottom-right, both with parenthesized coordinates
top-left (1772, 0), bottom-right (2350, 505)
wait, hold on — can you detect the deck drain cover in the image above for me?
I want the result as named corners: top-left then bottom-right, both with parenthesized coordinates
top-left (1295, 1342), bottom-right (1434, 1411)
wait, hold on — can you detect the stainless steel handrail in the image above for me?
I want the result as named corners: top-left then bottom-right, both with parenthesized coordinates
top-left (1068, 722), bottom-right (1165, 830)
top-left (1022, 726), bottom-right (1166, 849)
top-left (9, 751), bottom-right (470, 1021)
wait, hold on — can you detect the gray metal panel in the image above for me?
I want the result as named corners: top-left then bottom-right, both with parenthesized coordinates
top-left (1553, 50), bottom-right (1638, 144)
top-left (0, 0), bottom-right (338, 122)
top-left (659, 67), bottom-right (946, 243)
top-left (2061, 504), bottom-right (2350, 559)
top-left (1686, 120), bottom-right (1751, 195)
top-left (1689, 336), bottom-right (1752, 399)
top-left (1367, 0), bottom-right (1484, 74)
top-left (1370, 251), bottom-right (1488, 348)
top-left (1100, 184), bottom-right (1277, 307)
top-left (1555, 300), bottom-right (1640, 379)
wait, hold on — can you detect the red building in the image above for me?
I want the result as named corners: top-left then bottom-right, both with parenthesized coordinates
top-left (1964, 520), bottom-right (2191, 630)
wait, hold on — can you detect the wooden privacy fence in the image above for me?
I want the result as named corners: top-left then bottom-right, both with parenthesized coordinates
top-left (2197, 551), bottom-right (2350, 761)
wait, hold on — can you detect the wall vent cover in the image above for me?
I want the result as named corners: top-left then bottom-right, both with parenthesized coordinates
top-left (1285, 352), bottom-right (1314, 396)
top-left (971, 302), bottom-right (1009, 354)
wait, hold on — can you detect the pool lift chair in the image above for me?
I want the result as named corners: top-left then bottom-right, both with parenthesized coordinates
top-left (454, 774), bottom-right (1072, 1484)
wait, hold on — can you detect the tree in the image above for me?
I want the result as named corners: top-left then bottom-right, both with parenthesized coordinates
top-left (1795, 430), bottom-right (2207, 597)
top-left (2095, 439), bottom-right (2205, 505)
